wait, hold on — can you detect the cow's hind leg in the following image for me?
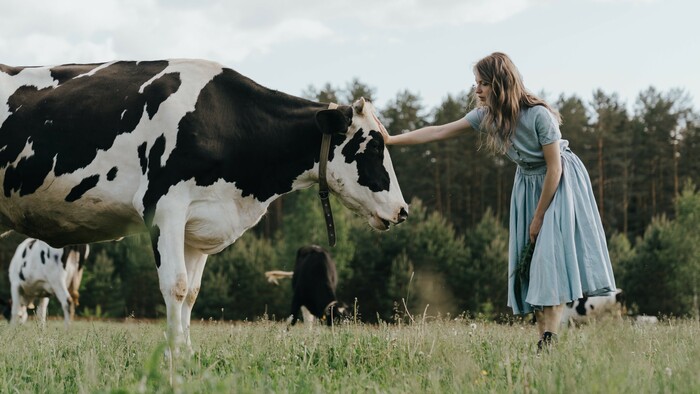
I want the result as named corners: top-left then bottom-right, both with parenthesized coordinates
top-left (35, 297), bottom-right (49, 327)
top-left (301, 306), bottom-right (316, 327)
top-left (181, 244), bottom-right (208, 353)
top-left (290, 295), bottom-right (303, 326)
top-left (68, 267), bottom-right (84, 320)
top-left (53, 283), bottom-right (73, 329)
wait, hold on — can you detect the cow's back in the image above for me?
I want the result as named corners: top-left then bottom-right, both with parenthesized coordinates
top-left (561, 289), bottom-right (626, 325)
top-left (0, 60), bottom-right (225, 245)
top-left (293, 246), bottom-right (338, 290)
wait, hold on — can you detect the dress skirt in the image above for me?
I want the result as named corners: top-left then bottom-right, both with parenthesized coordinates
top-left (508, 149), bottom-right (616, 315)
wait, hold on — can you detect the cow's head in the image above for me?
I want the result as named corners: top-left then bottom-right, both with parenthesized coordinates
top-left (315, 98), bottom-right (408, 230)
top-left (324, 301), bottom-right (352, 326)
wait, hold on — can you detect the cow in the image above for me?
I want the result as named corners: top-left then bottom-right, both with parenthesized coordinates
top-left (0, 59), bottom-right (408, 353)
top-left (560, 288), bottom-right (626, 326)
top-left (634, 315), bottom-right (659, 325)
top-left (265, 245), bottom-right (349, 326)
top-left (6, 238), bottom-right (89, 327)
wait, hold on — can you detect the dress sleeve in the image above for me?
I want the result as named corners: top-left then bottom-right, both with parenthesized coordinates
top-left (464, 107), bottom-right (486, 132)
top-left (534, 106), bottom-right (561, 145)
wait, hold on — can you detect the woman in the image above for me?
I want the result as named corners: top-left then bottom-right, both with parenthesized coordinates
top-left (384, 52), bottom-right (616, 350)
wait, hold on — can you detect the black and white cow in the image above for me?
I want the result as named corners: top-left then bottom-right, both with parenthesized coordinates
top-left (0, 60), bottom-right (407, 352)
top-left (560, 288), bottom-right (626, 326)
top-left (7, 238), bottom-right (89, 327)
top-left (266, 245), bottom-right (348, 326)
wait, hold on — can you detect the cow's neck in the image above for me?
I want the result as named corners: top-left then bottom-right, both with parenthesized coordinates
top-left (227, 99), bottom-right (331, 199)
top-left (213, 69), bottom-right (333, 199)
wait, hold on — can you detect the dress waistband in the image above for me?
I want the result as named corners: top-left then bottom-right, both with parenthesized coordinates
top-left (516, 147), bottom-right (573, 176)
top-left (517, 164), bottom-right (547, 176)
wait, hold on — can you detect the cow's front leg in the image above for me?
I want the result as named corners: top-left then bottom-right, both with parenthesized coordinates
top-left (10, 286), bottom-right (21, 324)
top-left (149, 205), bottom-right (189, 357)
top-left (181, 244), bottom-right (208, 353)
top-left (10, 287), bottom-right (28, 324)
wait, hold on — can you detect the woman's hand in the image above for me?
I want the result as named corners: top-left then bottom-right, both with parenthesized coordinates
top-left (382, 129), bottom-right (393, 145)
top-left (529, 215), bottom-right (543, 243)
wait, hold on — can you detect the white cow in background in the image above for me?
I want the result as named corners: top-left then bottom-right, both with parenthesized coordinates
top-left (7, 238), bottom-right (89, 327)
top-left (560, 288), bottom-right (626, 326)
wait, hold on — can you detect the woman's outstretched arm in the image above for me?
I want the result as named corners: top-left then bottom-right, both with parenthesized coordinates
top-left (384, 118), bottom-right (473, 146)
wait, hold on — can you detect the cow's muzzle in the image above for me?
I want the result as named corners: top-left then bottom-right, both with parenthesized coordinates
top-left (397, 207), bottom-right (408, 224)
top-left (370, 206), bottom-right (409, 230)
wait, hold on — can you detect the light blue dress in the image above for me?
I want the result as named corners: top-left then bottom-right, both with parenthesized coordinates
top-left (466, 105), bottom-right (616, 315)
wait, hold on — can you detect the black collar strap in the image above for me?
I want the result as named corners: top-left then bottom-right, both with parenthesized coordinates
top-left (319, 103), bottom-right (337, 247)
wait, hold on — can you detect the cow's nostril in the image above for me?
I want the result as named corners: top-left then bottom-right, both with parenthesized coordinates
top-left (397, 207), bottom-right (408, 223)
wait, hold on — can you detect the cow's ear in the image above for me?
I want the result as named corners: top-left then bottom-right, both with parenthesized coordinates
top-left (353, 97), bottom-right (366, 114)
top-left (315, 107), bottom-right (352, 135)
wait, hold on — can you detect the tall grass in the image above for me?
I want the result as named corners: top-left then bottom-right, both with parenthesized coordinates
top-left (0, 317), bottom-right (697, 393)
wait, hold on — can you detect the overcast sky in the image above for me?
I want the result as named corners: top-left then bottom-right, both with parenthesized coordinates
top-left (1, 0), bottom-right (698, 116)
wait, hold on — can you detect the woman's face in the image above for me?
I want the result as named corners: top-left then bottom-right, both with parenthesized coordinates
top-left (474, 74), bottom-right (491, 105)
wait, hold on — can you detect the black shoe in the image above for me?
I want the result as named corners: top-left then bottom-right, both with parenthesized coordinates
top-left (537, 331), bottom-right (558, 354)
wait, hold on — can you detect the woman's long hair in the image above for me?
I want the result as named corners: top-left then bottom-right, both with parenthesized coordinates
top-left (474, 52), bottom-right (562, 155)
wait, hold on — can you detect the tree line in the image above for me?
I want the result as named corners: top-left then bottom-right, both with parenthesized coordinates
top-left (0, 81), bottom-right (698, 322)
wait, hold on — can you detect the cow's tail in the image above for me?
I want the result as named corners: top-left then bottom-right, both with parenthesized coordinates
top-left (0, 230), bottom-right (15, 239)
top-left (264, 271), bottom-right (293, 285)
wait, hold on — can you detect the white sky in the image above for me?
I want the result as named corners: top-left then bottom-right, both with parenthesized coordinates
top-left (1, 0), bottom-right (698, 116)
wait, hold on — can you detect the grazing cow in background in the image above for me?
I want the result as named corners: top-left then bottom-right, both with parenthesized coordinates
top-left (7, 238), bottom-right (89, 327)
top-left (265, 245), bottom-right (349, 326)
top-left (634, 315), bottom-right (659, 324)
top-left (560, 288), bottom-right (626, 326)
top-left (0, 60), bottom-right (407, 353)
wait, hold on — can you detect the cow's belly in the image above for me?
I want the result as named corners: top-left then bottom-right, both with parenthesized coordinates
top-left (0, 149), bottom-right (150, 245)
top-left (0, 190), bottom-right (145, 246)
top-left (19, 280), bottom-right (54, 299)
top-left (184, 195), bottom-right (270, 255)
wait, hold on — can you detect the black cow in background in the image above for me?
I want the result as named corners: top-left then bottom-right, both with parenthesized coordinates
top-left (265, 245), bottom-right (349, 326)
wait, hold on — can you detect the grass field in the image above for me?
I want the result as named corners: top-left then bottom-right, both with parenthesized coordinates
top-left (0, 316), bottom-right (698, 393)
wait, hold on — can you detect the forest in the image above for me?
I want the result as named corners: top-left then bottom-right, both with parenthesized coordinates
top-left (1, 81), bottom-right (698, 322)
